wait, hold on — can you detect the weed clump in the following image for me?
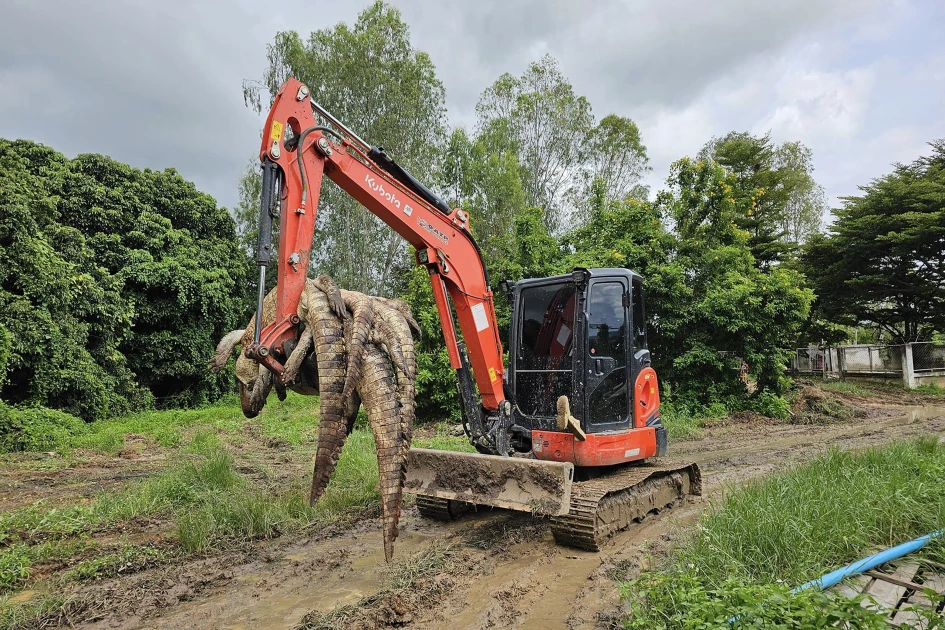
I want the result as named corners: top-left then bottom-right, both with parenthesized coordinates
top-left (0, 403), bottom-right (88, 453)
top-left (622, 437), bottom-right (945, 628)
top-left (789, 386), bottom-right (859, 424)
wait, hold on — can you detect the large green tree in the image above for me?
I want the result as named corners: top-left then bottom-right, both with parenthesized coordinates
top-left (475, 55), bottom-right (593, 233)
top-left (243, 1), bottom-right (447, 297)
top-left (803, 140), bottom-right (945, 342)
top-left (700, 132), bottom-right (825, 267)
top-left (0, 139), bottom-right (247, 420)
top-left (471, 55), bottom-right (649, 234)
top-left (565, 159), bottom-right (813, 407)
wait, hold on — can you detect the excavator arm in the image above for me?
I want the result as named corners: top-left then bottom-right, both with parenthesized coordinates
top-left (246, 78), bottom-right (509, 429)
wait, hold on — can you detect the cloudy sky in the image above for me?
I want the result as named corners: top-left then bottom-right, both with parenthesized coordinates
top-left (2, 0), bottom-right (942, 220)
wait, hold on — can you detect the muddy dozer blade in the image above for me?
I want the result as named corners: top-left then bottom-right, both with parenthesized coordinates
top-left (405, 448), bottom-right (575, 516)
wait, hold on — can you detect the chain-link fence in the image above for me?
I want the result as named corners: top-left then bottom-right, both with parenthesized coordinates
top-left (792, 342), bottom-right (945, 386)
top-left (912, 342), bottom-right (945, 373)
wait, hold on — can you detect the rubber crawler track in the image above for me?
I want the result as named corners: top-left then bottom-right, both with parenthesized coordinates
top-left (416, 495), bottom-right (471, 521)
top-left (550, 460), bottom-right (702, 551)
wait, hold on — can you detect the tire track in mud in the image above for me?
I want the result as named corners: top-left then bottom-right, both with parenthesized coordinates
top-left (72, 403), bottom-right (945, 630)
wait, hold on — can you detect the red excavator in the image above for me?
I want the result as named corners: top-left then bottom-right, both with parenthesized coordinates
top-left (246, 78), bottom-right (700, 550)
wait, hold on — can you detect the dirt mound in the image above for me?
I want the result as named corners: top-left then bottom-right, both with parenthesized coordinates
top-left (704, 410), bottom-right (774, 428)
top-left (790, 386), bottom-right (863, 424)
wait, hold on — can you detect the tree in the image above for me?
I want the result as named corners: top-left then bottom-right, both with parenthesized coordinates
top-left (442, 128), bottom-right (527, 264)
top-left (661, 157), bottom-right (813, 401)
top-left (476, 55), bottom-right (594, 233)
top-left (565, 159), bottom-right (813, 409)
top-left (579, 114), bottom-right (650, 204)
top-left (777, 141), bottom-right (827, 244)
top-left (0, 139), bottom-right (247, 419)
top-left (700, 132), bottom-right (825, 266)
top-left (243, 1), bottom-right (447, 297)
top-left (802, 140), bottom-right (945, 342)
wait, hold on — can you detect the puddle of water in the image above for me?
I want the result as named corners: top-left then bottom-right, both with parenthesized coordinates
top-left (899, 405), bottom-right (945, 423)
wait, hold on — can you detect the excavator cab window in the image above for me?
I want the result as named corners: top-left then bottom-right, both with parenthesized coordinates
top-left (586, 280), bottom-right (630, 429)
top-left (515, 282), bottom-right (577, 418)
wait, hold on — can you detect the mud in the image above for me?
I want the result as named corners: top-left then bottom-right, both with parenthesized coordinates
top-left (10, 394), bottom-right (945, 630)
top-left (406, 449), bottom-right (571, 515)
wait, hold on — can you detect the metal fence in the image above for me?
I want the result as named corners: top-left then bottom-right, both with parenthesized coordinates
top-left (912, 342), bottom-right (945, 373)
top-left (792, 342), bottom-right (945, 386)
top-left (841, 344), bottom-right (903, 375)
top-left (792, 347), bottom-right (833, 374)
top-left (791, 345), bottom-right (904, 377)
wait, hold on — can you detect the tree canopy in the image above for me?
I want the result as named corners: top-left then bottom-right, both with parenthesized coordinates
top-left (565, 160), bottom-right (814, 409)
top-left (0, 139), bottom-right (247, 420)
top-left (700, 132), bottom-right (825, 267)
top-left (802, 140), bottom-right (945, 342)
top-left (474, 55), bottom-right (649, 233)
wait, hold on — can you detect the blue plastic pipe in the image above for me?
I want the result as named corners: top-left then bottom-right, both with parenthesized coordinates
top-left (728, 529), bottom-right (944, 625)
top-left (792, 529), bottom-right (944, 594)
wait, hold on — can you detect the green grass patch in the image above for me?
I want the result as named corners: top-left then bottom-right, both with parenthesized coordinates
top-left (820, 380), bottom-right (871, 396)
top-left (1, 427), bottom-right (384, 558)
top-left (0, 392), bottom-right (323, 456)
top-left (0, 593), bottom-right (65, 630)
top-left (411, 423), bottom-right (476, 452)
top-left (0, 540), bottom-right (92, 594)
top-left (175, 428), bottom-right (380, 552)
top-left (822, 379), bottom-right (945, 400)
top-left (621, 437), bottom-right (945, 628)
top-left (63, 545), bottom-right (171, 582)
top-left (659, 403), bottom-right (704, 441)
top-left (914, 382), bottom-right (945, 397)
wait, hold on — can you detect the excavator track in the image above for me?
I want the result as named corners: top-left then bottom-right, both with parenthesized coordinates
top-left (550, 460), bottom-right (702, 551)
top-left (416, 495), bottom-right (471, 521)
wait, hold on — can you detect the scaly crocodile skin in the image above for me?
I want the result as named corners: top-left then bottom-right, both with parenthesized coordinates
top-left (215, 276), bottom-right (419, 561)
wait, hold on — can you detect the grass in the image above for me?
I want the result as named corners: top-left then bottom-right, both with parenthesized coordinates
top-left (0, 392), bottom-right (325, 457)
top-left (0, 387), bottom-right (499, 626)
top-left (63, 545), bottom-right (172, 582)
top-left (685, 436), bottom-right (945, 584)
top-left (621, 437), bottom-right (945, 628)
top-left (411, 423), bottom-right (477, 452)
top-left (0, 593), bottom-right (65, 630)
top-left (660, 405), bottom-right (704, 441)
top-left (822, 379), bottom-right (945, 399)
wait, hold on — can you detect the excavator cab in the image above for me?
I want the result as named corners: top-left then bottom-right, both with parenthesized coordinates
top-left (503, 268), bottom-right (667, 463)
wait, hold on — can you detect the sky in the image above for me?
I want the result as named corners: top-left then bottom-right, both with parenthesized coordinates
top-left (1, 0), bottom-right (943, 221)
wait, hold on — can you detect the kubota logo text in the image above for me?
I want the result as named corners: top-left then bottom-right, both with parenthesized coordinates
top-left (365, 174), bottom-right (402, 210)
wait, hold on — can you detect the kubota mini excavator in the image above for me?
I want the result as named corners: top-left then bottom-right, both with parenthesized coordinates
top-left (245, 78), bottom-right (700, 550)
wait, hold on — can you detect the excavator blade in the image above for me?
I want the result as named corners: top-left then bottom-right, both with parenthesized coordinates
top-left (405, 448), bottom-right (574, 517)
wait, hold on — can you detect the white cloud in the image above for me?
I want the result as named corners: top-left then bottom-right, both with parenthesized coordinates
top-left (758, 67), bottom-right (875, 140)
top-left (0, 0), bottom-right (941, 215)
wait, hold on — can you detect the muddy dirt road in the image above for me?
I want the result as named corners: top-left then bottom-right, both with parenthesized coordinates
top-left (69, 395), bottom-right (945, 630)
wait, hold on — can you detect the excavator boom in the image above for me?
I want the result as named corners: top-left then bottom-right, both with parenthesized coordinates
top-left (249, 78), bottom-right (507, 415)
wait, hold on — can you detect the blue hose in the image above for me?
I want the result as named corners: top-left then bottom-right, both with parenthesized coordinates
top-left (793, 529), bottom-right (944, 593)
top-left (728, 529), bottom-right (944, 625)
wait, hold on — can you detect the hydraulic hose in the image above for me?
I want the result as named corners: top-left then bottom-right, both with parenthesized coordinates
top-left (295, 125), bottom-right (344, 208)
